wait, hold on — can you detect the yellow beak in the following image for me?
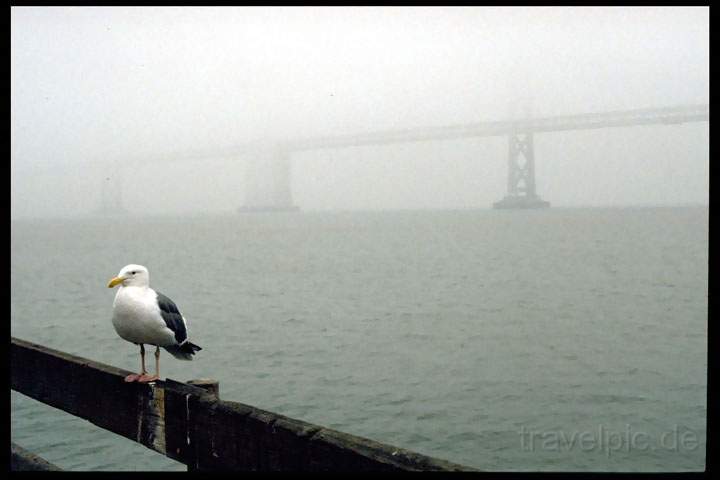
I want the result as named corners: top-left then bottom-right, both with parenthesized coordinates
top-left (107, 276), bottom-right (124, 288)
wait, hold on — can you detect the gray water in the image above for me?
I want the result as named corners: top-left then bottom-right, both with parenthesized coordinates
top-left (11, 207), bottom-right (708, 471)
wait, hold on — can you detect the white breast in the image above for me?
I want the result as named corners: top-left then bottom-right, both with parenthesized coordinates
top-left (111, 286), bottom-right (176, 346)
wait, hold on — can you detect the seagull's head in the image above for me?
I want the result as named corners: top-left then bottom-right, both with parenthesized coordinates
top-left (107, 264), bottom-right (149, 288)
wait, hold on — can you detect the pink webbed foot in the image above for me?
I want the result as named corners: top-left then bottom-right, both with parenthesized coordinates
top-left (138, 374), bottom-right (160, 383)
top-left (124, 374), bottom-right (142, 382)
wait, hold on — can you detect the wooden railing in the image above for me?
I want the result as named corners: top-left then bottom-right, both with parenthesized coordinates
top-left (10, 337), bottom-right (475, 471)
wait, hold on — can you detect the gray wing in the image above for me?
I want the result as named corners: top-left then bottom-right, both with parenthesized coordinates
top-left (155, 291), bottom-right (188, 345)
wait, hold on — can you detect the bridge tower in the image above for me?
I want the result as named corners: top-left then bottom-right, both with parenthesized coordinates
top-left (493, 131), bottom-right (550, 209)
top-left (239, 148), bottom-right (299, 212)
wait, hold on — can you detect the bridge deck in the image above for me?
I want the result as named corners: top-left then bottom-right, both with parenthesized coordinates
top-left (18, 104), bottom-right (708, 172)
top-left (285, 104), bottom-right (709, 151)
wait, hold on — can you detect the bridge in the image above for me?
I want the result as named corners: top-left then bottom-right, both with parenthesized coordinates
top-left (36, 103), bottom-right (711, 214)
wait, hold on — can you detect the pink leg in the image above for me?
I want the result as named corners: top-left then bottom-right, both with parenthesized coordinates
top-left (138, 346), bottom-right (160, 383)
top-left (125, 344), bottom-right (148, 382)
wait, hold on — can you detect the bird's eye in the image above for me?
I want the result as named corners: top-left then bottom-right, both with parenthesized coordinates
top-left (131, 271), bottom-right (136, 275)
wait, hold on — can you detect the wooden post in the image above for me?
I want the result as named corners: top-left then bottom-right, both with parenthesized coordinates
top-left (187, 379), bottom-right (220, 400)
top-left (186, 379), bottom-right (220, 472)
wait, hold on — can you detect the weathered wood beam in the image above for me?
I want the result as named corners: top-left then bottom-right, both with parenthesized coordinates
top-left (11, 337), bottom-right (475, 471)
top-left (10, 337), bottom-right (196, 458)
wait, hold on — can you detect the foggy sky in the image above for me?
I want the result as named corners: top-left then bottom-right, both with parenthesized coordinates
top-left (11, 7), bottom-right (709, 217)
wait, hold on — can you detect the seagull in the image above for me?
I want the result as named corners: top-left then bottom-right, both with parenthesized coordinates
top-left (107, 264), bottom-right (201, 382)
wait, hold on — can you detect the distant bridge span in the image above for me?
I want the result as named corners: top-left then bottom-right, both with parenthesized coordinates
top-left (283, 104), bottom-right (709, 151)
top-left (141, 104), bottom-right (708, 159)
top-left (25, 104), bottom-right (707, 213)
top-left (277, 104), bottom-right (709, 209)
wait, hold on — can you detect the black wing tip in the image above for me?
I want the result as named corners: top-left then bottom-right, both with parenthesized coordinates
top-left (181, 342), bottom-right (202, 354)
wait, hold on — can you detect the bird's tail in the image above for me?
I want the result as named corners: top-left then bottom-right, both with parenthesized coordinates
top-left (164, 341), bottom-right (202, 361)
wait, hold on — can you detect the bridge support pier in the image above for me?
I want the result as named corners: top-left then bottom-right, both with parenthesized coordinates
top-left (493, 131), bottom-right (550, 209)
top-left (239, 148), bottom-right (299, 213)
